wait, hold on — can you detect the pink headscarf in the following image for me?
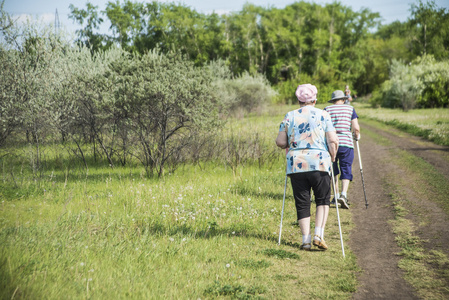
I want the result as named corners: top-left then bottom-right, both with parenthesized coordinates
top-left (295, 84), bottom-right (317, 102)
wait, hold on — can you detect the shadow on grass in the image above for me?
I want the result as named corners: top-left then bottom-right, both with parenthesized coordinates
top-left (135, 219), bottom-right (328, 254)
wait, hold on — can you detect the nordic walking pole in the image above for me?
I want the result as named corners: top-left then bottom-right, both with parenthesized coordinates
top-left (278, 173), bottom-right (288, 245)
top-left (355, 139), bottom-right (368, 209)
top-left (331, 166), bottom-right (345, 258)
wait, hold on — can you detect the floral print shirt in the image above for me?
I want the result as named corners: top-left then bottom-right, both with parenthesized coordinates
top-left (279, 106), bottom-right (336, 175)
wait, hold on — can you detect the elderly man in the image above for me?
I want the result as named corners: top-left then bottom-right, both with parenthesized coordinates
top-left (324, 90), bottom-right (361, 209)
top-left (276, 84), bottom-right (338, 250)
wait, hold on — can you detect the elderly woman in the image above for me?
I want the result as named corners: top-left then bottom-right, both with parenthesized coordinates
top-left (276, 84), bottom-right (338, 250)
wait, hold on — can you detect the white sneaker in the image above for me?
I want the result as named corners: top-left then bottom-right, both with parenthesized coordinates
top-left (338, 195), bottom-right (350, 209)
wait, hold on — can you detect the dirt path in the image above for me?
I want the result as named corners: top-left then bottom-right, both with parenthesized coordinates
top-left (347, 120), bottom-right (449, 299)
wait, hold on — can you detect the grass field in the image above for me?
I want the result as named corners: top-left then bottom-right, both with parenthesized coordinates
top-left (0, 107), bottom-right (357, 299)
top-left (352, 103), bottom-right (449, 146)
top-left (1, 103), bottom-right (447, 299)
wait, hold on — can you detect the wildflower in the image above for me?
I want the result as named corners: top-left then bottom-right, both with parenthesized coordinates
top-left (80, 262), bottom-right (85, 267)
top-left (226, 264), bottom-right (230, 268)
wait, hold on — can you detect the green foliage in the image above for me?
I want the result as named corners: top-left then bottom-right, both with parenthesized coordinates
top-left (67, 0), bottom-right (388, 98)
top-left (410, 0), bottom-right (449, 59)
top-left (69, 2), bottom-right (106, 52)
top-left (370, 55), bottom-right (449, 110)
top-left (0, 12), bottom-right (277, 176)
top-left (226, 72), bottom-right (277, 114)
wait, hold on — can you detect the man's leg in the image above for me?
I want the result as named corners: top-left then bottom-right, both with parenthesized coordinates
top-left (341, 179), bottom-right (350, 195)
top-left (337, 147), bottom-right (354, 208)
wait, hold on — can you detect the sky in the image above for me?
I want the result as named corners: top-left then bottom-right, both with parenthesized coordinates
top-left (4, 0), bottom-right (449, 36)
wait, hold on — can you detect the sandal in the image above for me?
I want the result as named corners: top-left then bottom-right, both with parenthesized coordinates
top-left (313, 235), bottom-right (328, 250)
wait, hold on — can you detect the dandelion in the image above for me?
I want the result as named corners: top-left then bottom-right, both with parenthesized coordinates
top-left (169, 237), bottom-right (174, 242)
top-left (80, 262), bottom-right (85, 267)
top-left (89, 269), bottom-right (95, 273)
top-left (232, 231), bottom-right (235, 235)
top-left (226, 264), bottom-right (230, 268)
top-left (88, 278), bottom-right (93, 282)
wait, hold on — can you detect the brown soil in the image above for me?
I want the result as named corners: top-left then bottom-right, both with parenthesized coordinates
top-left (347, 121), bottom-right (449, 299)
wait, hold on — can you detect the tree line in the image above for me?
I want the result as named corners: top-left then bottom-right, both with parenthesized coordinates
top-left (68, 0), bottom-right (449, 107)
top-left (0, 1), bottom-right (275, 176)
top-left (1, 0), bottom-right (448, 176)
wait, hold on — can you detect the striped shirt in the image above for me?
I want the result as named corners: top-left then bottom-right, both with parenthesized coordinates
top-left (324, 104), bottom-right (358, 148)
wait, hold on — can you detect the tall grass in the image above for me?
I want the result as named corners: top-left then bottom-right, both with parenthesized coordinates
top-left (0, 107), bottom-right (357, 299)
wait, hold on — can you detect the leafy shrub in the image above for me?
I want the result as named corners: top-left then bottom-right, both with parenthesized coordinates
top-left (370, 55), bottom-right (449, 110)
top-left (214, 72), bottom-right (276, 116)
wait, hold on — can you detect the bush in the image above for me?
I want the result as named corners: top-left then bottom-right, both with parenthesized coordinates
top-left (370, 55), bottom-right (449, 110)
top-left (212, 72), bottom-right (276, 116)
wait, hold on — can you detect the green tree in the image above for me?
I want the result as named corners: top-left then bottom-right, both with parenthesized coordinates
top-left (105, 50), bottom-right (223, 177)
top-left (105, 0), bottom-right (144, 51)
top-left (69, 2), bottom-right (106, 52)
top-left (409, 0), bottom-right (449, 59)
